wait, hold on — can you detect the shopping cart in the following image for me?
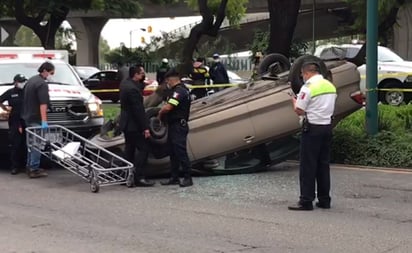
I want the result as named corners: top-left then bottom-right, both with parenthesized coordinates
top-left (26, 125), bottom-right (135, 193)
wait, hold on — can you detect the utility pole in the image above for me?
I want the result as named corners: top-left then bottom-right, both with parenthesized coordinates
top-left (366, 0), bottom-right (378, 135)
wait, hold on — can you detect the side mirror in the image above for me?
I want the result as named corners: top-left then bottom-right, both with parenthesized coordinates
top-left (84, 78), bottom-right (100, 88)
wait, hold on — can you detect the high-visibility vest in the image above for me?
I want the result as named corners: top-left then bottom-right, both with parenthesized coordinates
top-left (307, 78), bottom-right (336, 98)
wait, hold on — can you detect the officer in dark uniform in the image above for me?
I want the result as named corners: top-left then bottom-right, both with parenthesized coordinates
top-left (159, 68), bottom-right (193, 187)
top-left (288, 62), bottom-right (337, 211)
top-left (0, 74), bottom-right (28, 174)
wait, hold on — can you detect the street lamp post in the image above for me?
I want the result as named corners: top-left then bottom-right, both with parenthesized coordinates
top-left (129, 28), bottom-right (146, 49)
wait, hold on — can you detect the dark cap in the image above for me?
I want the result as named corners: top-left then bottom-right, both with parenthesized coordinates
top-left (13, 74), bottom-right (27, 82)
top-left (164, 68), bottom-right (180, 78)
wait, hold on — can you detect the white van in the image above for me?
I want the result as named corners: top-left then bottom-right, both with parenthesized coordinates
top-left (315, 44), bottom-right (412, 106)
top-left (0, 47), bottom-right (104, 153)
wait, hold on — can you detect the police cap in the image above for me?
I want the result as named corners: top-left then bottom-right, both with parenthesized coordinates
top-left (164, 68), bottom-right (180, 78)
top-left (13, 74), bottom-right (27, 82)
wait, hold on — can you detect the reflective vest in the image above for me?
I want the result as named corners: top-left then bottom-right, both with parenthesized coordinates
top-left (307, 78), bottom-right (336, 98)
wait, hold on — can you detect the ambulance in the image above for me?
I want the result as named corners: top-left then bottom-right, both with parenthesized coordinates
top-left (0, 47), bottom-right (104, 153)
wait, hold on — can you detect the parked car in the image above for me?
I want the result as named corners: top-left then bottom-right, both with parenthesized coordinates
top-left (0, 48), bottom-right (104, 154)
top-left (90, 54), bottom-right (363, 175)
top-left (83, 70), bottom-right (158, 103)
top-left (74, 66), bottom-right (100, 80)
top-left (316, 43), bottom-right (412, 106)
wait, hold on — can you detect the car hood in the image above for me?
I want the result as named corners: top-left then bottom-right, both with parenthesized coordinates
top-left (0, 83), bottom-right (92, 101)
top-left (47, 84), bottom-right (92, 100)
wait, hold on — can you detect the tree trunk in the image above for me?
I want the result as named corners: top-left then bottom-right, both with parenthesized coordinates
top-left (14, 0), bottom-right (68, 49)
top-left (179, 0), bottom-right (228, 76)
top-left (266, 0), bottom-right (301, 58)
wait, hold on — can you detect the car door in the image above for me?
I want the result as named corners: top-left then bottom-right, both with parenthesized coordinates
top-left (243, 82), bottom-right (300, 144)
top-left (187, 97), bottom-right (256, 161)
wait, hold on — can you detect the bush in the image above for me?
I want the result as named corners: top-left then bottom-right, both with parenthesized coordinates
top-left (331, 104), bottom-right (412, 168)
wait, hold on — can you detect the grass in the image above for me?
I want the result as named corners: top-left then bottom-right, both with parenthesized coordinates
top-left (102, 103), bottom-right (120, 122)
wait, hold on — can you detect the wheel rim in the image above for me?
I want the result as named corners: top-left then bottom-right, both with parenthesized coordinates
top-left (385, 91), bottom-right (404, 105)
top-left (149, 117), bottom-right (166, 137)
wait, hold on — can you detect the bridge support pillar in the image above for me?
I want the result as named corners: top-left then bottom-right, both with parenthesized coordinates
top-left (68, 17), bottom-right (108, 67)
top-left (394, 4), bottom-right (412, 61)
top-left (0, 20), bottom-right (21, 46)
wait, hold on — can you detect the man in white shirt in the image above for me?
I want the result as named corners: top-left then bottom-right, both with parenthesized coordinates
top-left (288, 62), bottom-right (337, 211)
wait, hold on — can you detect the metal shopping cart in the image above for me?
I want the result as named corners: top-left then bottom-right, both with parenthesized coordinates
top-left (26, 125), bottom-right (135, 193)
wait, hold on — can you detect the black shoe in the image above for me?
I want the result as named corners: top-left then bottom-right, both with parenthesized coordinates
top-left (316, 202), bottom-right (331, 209)
top-left (179, 177), bottom-right (193, 187)
top-left (135, 179), bottom-right (155, 187)
top-left (160, 178), bottom-right (180, 186)
top-left (288, 202), bottom-right (313, 211)
top-left (11, 168), bottom-right (20, 175)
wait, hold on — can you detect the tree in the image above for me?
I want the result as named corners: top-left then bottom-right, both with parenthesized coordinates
top-left (266, 0), bottom-right (302, 58)
top-left (180, 0), bottom-right (248, 74)
top-left (345, 0), bottom-right (409, 45)
top-left (7, 0), bottom-right (142, 49)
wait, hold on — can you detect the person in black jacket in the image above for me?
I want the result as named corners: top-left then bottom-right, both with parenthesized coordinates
top-left (209, 53), bottom-right (229, 92)
top-left (0, 74), bottom-right (28, 175)
top-left (119, 65), bottom-right (155, 187)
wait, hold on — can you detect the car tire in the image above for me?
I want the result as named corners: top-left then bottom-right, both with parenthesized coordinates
top-left (258, 53), bottom-right (291, 76)
top-left (379, 81), bottom-right (408, 106)
top-left (288, 55), bottom-right (329, 95)
top-left (146, 107), bottom-right (168, 145)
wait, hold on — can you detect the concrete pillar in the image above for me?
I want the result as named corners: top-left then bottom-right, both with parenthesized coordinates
top-left (0, 20), bottom-right (21, 46)
top-left (393, 3), bottom-right (412, 60)
top-left (68, 17), bottom-right (108, 67)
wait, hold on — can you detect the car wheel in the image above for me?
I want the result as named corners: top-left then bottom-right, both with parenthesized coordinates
top-left (258, 53), bottom-right (291, 76)
top-left (288, 55), bottom-right (329, 95)
top-left (146, 107), bottom-right (168, 145)
top-left (379, 81), bottom-right (407, 106)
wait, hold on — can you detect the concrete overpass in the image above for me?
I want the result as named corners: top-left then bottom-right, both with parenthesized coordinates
top-left (0, 0), bottom-right (347, 66)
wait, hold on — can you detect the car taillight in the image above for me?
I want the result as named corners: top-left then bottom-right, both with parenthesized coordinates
top-left (350, 91), bottom-right (365, 105)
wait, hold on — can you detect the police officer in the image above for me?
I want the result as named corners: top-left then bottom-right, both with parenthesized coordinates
top-left (0, 74), bottom-right (28, 175)
top-left (159, 68), bottom-right (193, 187)
top-left (288, 62), bottom-right (337, 211)
top-left (156, 58), bottom-right (170, 85)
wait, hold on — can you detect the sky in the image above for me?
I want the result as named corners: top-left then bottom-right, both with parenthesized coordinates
top-left (100, 17), bottom-right (201, 49)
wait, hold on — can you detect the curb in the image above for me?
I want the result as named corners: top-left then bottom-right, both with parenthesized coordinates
top-left (283, 160), bottom-right (412, 173)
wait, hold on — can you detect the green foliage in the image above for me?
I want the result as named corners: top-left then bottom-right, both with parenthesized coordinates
top-left (185, 0), bottom-right (247, 25)
top-left (103, 104), bottom-right (120, 121)
top-left (249, 29), bottom-right (310, 59)
top-left (104, 44), bottom-right (151, 65)
top-left (332, 104), bottom-right (412, 168)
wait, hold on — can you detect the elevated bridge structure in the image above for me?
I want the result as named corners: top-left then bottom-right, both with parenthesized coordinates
top-left (1, 0), bottom-right (350, 66)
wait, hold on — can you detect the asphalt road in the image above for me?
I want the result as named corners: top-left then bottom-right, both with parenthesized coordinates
top-left (0, 163), bottom-right (411, 253)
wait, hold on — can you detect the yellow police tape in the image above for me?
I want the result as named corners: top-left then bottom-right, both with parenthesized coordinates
top-left (89, 83), bottom-right (239, 93)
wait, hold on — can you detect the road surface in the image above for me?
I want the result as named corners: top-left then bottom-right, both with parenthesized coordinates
top-left (0, 162), bottom-right (411, 253)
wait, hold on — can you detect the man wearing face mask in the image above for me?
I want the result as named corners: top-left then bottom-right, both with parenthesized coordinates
top-left (209, 53), bottom-right (229, 92)
top-left (119, 64), bottom-right (155, 187)
top-left (0, 74), bottom-right (28, 175)
top-left (22, 62), bottom-right (54, 178)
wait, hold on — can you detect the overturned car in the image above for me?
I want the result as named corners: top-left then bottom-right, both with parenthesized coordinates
top-left (90, 55), bottom-right (363, 175)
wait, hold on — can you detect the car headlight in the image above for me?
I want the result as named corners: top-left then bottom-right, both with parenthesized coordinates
top-left (87, 96), bottom-right (103, 118)
top-left (405, 75), bottom-right (412, 83)
top-left (0, 106), bottom-right (10, 121)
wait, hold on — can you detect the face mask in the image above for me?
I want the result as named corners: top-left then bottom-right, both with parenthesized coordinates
top-left (46, 75), bottom-right (53, 81)
top-left (16, 82), bottom-right (26, 89)
top-left (214, 59), bottom-right (220, 63)
top-left (166, 83), bottom-right (172, 89)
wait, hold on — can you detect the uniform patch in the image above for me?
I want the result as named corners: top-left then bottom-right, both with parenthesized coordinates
top-left (300, 92), bottom-right (306, 100)
top-left (172, 92), bottom-right (180, 99)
